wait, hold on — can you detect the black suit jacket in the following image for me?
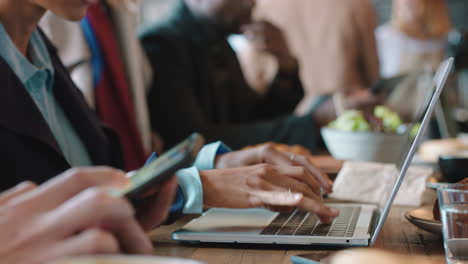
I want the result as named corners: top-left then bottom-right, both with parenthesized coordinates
top-left (140, 2), bottom-right (320, 151)
top-left (0, 32), bottom-right (124, 191)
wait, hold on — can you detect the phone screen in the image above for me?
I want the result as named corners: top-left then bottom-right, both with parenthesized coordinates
top-left (115, 133), bottom-right (204, 199)
top-left (130, 146), bottom-right (186, 189)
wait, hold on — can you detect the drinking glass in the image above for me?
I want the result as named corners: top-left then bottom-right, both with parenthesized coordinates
top-left (438, 184), bottom-right (468, 264)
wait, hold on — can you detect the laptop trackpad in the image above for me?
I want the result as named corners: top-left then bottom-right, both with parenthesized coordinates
top-left (181, 208), bottom-right (277, 234)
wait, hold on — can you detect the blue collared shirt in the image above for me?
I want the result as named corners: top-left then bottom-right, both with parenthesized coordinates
top-left (0, 24), bottom-right (92, 166)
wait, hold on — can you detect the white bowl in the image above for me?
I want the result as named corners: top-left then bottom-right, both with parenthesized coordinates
top-left (321, 128), bottom-right (409, 163)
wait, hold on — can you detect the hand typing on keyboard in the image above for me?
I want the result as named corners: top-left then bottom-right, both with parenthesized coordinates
top-left (215, 143), bottom-right (334, 193)
top-left (200, 164), bottom-right (339, 223)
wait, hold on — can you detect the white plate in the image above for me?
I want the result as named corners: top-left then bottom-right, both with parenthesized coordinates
top-left (411, 154), bottom-right (438, 168)
top-left (405, 207), bottom-right (442, 235)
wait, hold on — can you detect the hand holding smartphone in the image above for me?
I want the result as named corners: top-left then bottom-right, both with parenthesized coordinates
top-left (115, 133), bottom-right (205, 200)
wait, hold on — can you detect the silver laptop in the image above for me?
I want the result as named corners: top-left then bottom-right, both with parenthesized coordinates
top-left (173, 58), bottom-right (454, 247)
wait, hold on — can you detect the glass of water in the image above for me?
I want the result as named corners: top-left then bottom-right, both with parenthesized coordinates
top-left (438, 184), bottom-right (468, 264)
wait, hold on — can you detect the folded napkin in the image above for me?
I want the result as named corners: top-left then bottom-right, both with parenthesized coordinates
top-left (329, 161), bottom-right (433, 207)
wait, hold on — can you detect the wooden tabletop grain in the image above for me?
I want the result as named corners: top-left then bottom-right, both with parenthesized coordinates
top-left (149, 196), bottom-right (445, 264)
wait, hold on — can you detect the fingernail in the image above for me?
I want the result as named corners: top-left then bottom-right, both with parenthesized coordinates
top-left (17, 181), bottom-right (36, 190)
top-left (293, 193), bottom-right (303, 200)
top-left (330, 208), bottom-right (340, 215)
top-left (118, 175), bottom-right (131, 184)
top-left (111, 178), bottom-right (130, 189)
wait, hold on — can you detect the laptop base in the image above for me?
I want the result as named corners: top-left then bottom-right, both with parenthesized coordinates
top-left (173, 204), bottom-right (376, 247)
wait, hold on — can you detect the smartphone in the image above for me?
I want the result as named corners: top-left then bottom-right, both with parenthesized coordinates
top-left (119, 133), bottom-right (205, 200)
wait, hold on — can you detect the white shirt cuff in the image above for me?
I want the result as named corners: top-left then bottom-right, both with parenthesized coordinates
top-left (194, 141), bottom-right (231, 171)
top-left (176, 167), bottom-right (203, 214)
top-left (176, 141), bottom-right (231, 214)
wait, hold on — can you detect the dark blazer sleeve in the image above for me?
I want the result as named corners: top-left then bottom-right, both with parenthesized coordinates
top-left (141, 33), bottom-right (320, 151)
top-left (225, 53), bottom-right (304, 121)
top-left (252, 69), bottom-right (304, 120)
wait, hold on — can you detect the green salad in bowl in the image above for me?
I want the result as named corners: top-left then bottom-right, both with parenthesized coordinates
top-left (322, 106), bottom-right (418, 163)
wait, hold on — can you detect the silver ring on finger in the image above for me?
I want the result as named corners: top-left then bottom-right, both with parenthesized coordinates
top-left (289, 154), bottom-right (296, 162)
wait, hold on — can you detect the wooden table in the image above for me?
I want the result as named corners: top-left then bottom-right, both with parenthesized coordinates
top-left (150, 197), bottom-right (445, 263)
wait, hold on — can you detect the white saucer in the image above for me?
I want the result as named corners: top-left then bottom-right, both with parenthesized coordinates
top-left (405, 207), bottom-right (442, 235)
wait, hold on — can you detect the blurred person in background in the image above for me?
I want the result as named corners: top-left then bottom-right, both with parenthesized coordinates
top-left (376, 0), bottom-right (452, 78)
top-left (141, 0), bottom-right (380, 152)
top-left (140, 0), bottom-right (342, 152)
top-left (375, 0), bottom-right (452, 125)
top-left (235, 0), bottom-right (380, 116)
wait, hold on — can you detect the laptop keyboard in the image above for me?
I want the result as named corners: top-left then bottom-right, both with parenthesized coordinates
top-left (260, 206), bottom-right (361, 237)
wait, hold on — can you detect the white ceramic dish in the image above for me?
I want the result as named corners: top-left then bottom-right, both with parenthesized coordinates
top-left (321, 128), bottom-right (408, 163)
top-left (404, 207), bottom-right (442, 235)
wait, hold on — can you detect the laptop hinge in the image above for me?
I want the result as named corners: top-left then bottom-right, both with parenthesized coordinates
top-left (368, 209), bottom-right (381, 238)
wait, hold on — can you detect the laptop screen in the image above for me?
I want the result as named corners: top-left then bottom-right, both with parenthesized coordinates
top-left (370, 58), bottom-right (454, 245)
top-left (394, 61), bottom-right (453, 171)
